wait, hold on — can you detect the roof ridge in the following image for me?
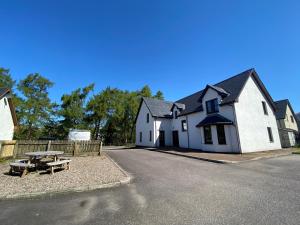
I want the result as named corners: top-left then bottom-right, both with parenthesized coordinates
top-left (176, 68), bottom-right (254, 102)
top-left (214, 68), bottom-right (254, 86)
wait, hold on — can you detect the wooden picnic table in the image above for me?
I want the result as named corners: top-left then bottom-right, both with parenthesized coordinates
top-left (25, 151), bottom-right (64, 162)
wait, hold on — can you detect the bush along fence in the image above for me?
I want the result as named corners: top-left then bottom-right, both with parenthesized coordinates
top-left (0, 140), bottom-right (103, 159)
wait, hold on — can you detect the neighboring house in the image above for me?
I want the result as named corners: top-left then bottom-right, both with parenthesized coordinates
top-left (0, 88), bottom-right (17, 140)
top-left (274, 99), bottom-right (299, 147)
top-left (297, 113), bottom-right (300, 130)
top-left (135, 69), bottom-right (282, 153)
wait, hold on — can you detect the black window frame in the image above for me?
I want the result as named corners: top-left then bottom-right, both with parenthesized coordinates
top-left (149, 130), bottom-right (152, 142)
top-left (262, 101), bottom-right (268, 115)
top-left (267, 127), bottom-right (274, 143)
top-left (174, 111), bottom-right (178, 119)
top-left (4, 98), bottom-right (7, 106)
top-left (181, 120), bottom-right (187, 132)
top-left (204, 125), bottom-right (213, 144)
top-left (139, 132), bottom-right (142, 143)
top-left (206, 98), bottom-right (219, 114)
top-left (217, 125), bottom-right (226, 145)
top-left (146, 113), bottom-right (149, 123)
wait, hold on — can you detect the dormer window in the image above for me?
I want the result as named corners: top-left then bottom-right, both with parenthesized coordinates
top-left (174, 111), bottom-right (178, 119)
top-left (206, 99), bottom-right (219, 114)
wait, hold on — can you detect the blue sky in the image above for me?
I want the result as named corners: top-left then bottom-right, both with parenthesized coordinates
top-left (0, 0), bottom-right (299, 112)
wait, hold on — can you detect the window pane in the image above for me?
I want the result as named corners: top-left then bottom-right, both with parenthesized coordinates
top-left (149, 131), bottom-right (152, 142)
top-left (217, 125), bottom-right (226, 145)
top-left (204, 126), bottom-right (213, 144)
top-left (181, 120), bottom-right (187, 131)
top-left (262, 101), bottom-right (268, 115)
top-left (206, 99), bottom-right (219, 114)
top-left (140, 132), bottom-right (142, 142)
top-left (267, 127), bottom-right (274, 142)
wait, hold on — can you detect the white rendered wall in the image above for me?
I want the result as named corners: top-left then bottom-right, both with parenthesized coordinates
top-left (234, 76), bottom-right (281, 153)
top-left (0, 96), bottom-right (15, 140)
top-left (135, 102), bottom-right (155, 147)
top-left (171, 107), bottom-right (189, 148)
top-left (184, 88), bottom-right (240, 153)
top-left (154, 118), bottom-right (172, 147)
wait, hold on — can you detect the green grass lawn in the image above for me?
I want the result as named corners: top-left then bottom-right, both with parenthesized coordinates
top-left (293, 147), bottom-right (300, 154)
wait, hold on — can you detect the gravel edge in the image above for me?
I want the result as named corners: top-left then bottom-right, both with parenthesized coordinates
top-left (1, 154), bottom-right (132, 200)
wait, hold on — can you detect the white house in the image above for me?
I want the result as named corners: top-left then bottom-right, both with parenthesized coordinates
top-left (274, 99), bottom-right (299, 147)
top-left (135, 69), bottom-right (282, 153)
top-left (0, 88), bottom-right (17, 140)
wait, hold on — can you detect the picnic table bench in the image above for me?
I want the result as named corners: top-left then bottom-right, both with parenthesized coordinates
top-left (9, 162), bottom-right (36, 178)
top-left (8, 151), bottom-right (71, 177)
top-left (47, 159), bottom-right (72, 175)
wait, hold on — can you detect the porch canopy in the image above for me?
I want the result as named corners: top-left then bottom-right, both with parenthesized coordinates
top-left (196, 114), bottom-right (233, 127)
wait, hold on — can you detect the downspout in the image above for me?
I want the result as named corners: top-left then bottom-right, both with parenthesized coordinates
top-left (232, 104), bottom-right (242, 154)
top-left (154, 117), bottom-right (157, 147)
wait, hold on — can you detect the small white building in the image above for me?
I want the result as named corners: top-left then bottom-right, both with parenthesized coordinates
top-left (135, 69), bottom-right (282, 153)
top-left (68, 129), bottom-right (91, 141)
top-left (0, 88), bottom-right (17, 140)
top-left (274, 99), bottom-right (299, 148)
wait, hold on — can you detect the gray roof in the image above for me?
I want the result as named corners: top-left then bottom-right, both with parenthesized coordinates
top-left (274, 99), bottom-right (297, 120)
top-left (196, 114), bottom-right (233, 127)
top-left (136, 69), bottom-right (276, 120)
top-left (143, 97), bottom-right (173, 118)
top-left (0, 87), bottom-right (10, 99)
top-left (274, 100), bottom-right (289, 120)
top-left (176, 69), bottom-right (275, 116)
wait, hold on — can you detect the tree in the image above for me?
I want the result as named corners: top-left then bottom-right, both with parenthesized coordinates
top-left (154, 90), bottom-right (164, 100)
top-left (0, 67), bottom-right (16, 89)
top-left (16, 73), bottom-right (55, 139)
top-left (59, 84), bottom-right (94, 138)
top-left (139, 85), bottom-right (152, 97)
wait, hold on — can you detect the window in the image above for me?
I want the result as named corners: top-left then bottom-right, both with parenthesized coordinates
top-left (181, 120), bottom-right (187, 132)
top-left (149, 131), bottom-right (152, 142)
top-left (204, 125), bottom-right (213, 144)
top-left (4, 98), bottom-right (7, 106)
top-left (139, 132), bottom-right (142, 142)
top-left (146, 113), bottom-right (149, 123)
top-left (291, 116), bottom-right (294, 123)
top-left (267, 127), bottom-right (274, 143)
top-left (174, 111), bottom-right (178, 119)
top-left (217, 125), bottom-right (226, 145)
top-left (262, 101), bottom-right (268, 115)
top-left (206, 99), bottom-right (219, 114)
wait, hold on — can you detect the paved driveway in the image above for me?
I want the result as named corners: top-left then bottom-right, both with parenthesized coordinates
top-left (1, 149), bottom-right (300, 225)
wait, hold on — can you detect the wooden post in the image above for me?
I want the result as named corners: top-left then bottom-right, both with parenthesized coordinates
top-left (13, 141), bottom-right (18, 159)
top-left (47, 140), bottom-right (52, 151)
top-left (98, 141), bottom-right (102, 156)
top-left (73, 142), bottom-right (79, 156)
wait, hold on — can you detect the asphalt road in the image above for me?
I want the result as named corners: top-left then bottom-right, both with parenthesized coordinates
top-left (1, 149), bottom-right (300, 225)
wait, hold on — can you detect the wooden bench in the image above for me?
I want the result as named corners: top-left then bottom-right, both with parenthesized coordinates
top-left (9, 162), bottom-right (35, 178)
top-left (47, 159), bottom-right (71, 175)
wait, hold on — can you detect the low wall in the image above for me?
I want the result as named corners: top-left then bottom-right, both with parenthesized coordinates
top-left (0, 140), bottom-right (16, 158)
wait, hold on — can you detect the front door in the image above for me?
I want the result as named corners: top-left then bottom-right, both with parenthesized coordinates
top-left (172, 131), bottom-right (179, 147)
top-left (159, 130), bottom-right (165, 147)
